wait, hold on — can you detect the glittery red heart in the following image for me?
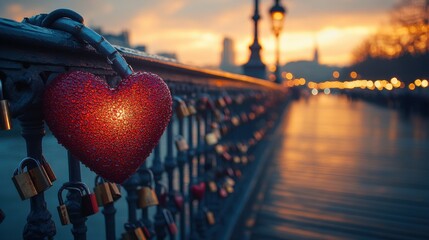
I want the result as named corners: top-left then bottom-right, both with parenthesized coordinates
top-left (43, 71), bottom-right (172, 183)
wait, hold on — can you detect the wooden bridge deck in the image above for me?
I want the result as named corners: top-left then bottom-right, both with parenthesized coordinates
top-left (233, 95), bottom-right (429, 240)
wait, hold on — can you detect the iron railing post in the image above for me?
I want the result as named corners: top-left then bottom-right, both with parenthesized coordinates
top-left (19, 109), bottom-right (56, 240)
top-left (67, 152), bottom-right (87, 240)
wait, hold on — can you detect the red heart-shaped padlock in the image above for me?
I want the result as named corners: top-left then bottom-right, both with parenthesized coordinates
top-left (190, 182), bottom-right (206, 200)
top-left (43, 71), bottom-right (172, 183)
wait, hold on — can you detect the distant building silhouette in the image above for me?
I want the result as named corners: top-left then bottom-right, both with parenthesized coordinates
top-left (92, 27), bottom-right (130, 48)
top-left (220, 37), bottom-right (241, 74)
top-left (134, 45), bottom-right (147, 52)
top-left (282, 44), bottom-right (340, 82)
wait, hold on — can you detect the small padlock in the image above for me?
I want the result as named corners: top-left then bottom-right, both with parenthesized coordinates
top-left (0, 80), bottom-right (12, 131)
top-left (138, 169), bottom-right (159, 208)
top-left (191, 182), bottom-right (206, 201)
top-left (187, 101), bottom-right (197, 115)
top-left (215, 144), bottom-right (224, 154)
top-left (75, 182), bottom-right (99, 216)
top-left (27, 158), bottom-right (53, 193)
top-left (218, 187), bottom-right (228, 198)
top-left (108, 182), bottom-right (122, 201)
top-left (12, 158), bottom-right (39, 200)
top-left (233, 155), bottom-right (241, 164)
top-left (176, 98), bottom-right (189, 119)
top-left (208, 181), bottom-right (218, 192)
top-left (205, 132), bottom-right (218, 146)
top-left (241, 155), bottom-right (248, 165)
top-left (240, 112), bottom-right (249, 123)
top-left (220, 124), bottom-right (228, 135)
top-left (216, 97), bottom-right (226, 108)
top-left (0, 208), bottom-right (5, 224)
top-left (225, 185), bottom-right (234, 194)
top-left (40, 156), bottom-right (57, 182)
top-left (204, 208), bottom-right (216, 225)
top-left (175, 135), bottom-right (189, 152)
top-left (172, 191), bottom-right (184, 212)
top-left (136, 221), bottom-right (152, 239)
top-left (123, 223), bottom-right (147, 240)
top-left (94, 175), bottom-right (114, 207)
top-left (235, 169), bottom-right (242, 178)
top-left (231, 116), bottom-right (240, 127)
top-left (163, 209), bottom-right (178, 235)
top-left (57, 186), bottom-right (71, 225)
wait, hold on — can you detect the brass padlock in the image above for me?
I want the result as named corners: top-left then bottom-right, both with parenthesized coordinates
top-left (0, 80), bottom-right (12, 131)
top-left (204, 208), bottom-right (216, 225)
top-left (187, 102), bottom-right (197, 115)
top-left (175, 135), bottom-right (189, 152)
top-left (108, 182), bottom-right (121, 201)
top-left (41, 155), bottom-right (57, 182)
top-left (231, 116), bottom-right (240, 127)
top-left (215, 144), bottom-right (224, 154)
top-left (57, 186), bottom-right (71, 225)
top-left (123, 223), bottom-right (147, 240)
top-left (208, 181), bottom-right (217, 192)
top-left (175, 98), bottom-right (189, 119)
top-left (205, 132), bottom-right (218, 146)
top-left (138, 169), bottom-right (159, 208)
top-left (12, 158), bottom-right (39, 200)
top-left (28, 158), bottom-right (53, 193)
top-left (216, 97), bottom-right (226, 108)
top-left (233, 156), bottom-right (241, 164)
top-left (94, 175), bottom-right (114, 207)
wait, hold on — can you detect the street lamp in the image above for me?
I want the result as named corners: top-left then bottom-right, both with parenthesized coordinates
top-left (269, 0), bottom-right (286, 84)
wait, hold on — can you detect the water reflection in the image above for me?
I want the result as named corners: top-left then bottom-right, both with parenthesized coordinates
top-left (248, 95), bottom-right (429, 240)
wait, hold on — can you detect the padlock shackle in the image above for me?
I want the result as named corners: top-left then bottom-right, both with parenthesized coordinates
top-left (141, 169), bottom-right (155, 187)
top-left (40, 9), bottom-right (133, 79)
top-left (62, 181), bottom-right (91, 195)
top-left (58, 185), bottom-right (81, 204)
top-left (95, 175), bottom-right (106, 186)
top-left (16, 157), bottom-right (41, 174)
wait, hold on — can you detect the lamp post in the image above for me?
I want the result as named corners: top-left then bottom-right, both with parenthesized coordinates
top-left (269, 0), bottom-right (286, 84)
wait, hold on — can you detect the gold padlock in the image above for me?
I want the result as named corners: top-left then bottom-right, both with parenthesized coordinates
top-left (134, 226), bottom-right (147, 240)
top-left (204, 208), bottom-right (216, 225)
top-left (208, 181), bottom-right (217, 192)
top-left (0, 80), bottom-right (12, 131)
top-left (11, 158), bottom-right (38, 200)
top-left (57, 186), bottom-right (71, 225)
top-left (94, 175), bottom-right (114, 207)
top-left (138, 169), bottom-right (159, 208)
top-left (205, 132), bottom-right (218, 146)
top-left (176, 99), bottom-right (189, 119)
top-left (108, 182), bottom-right (121, 201)
top-left (28, 158), bottom-right (53, 193)
top-left (231, 116), bottom-right (240, 127)
top-left (187, 103), bottom-right (197, 115)
top-left (175, 135), bottom-right (189, 152)
top-left (41, 155), bottom-right (56, 182)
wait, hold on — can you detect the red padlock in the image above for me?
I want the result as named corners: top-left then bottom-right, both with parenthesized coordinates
top-left (172, 191), bottom-right (184, 212)
top-left (190, 182), bottom-right (206, 201)
top-left (163, 209), bottom-right (178, 235)
top-left (75, 182), bottom-right (99, 217)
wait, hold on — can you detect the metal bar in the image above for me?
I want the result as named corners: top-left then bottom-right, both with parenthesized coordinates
top-left (102, 203), bottom-right (116, 240)
top-left (152, 144), bottom-right (167, 240)
top-left (177, 116), bottom-right (187, 240)
top-left (67, 152), bottom-right (87, 240)
top-left (20, 110), bottom-right (56, 240)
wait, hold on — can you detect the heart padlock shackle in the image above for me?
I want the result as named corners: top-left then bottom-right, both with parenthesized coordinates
top-left (40, 9), bottom-right (172, 184)
top-left (0, 80), bottom-right (12, 130)
top-left (138, 169), bottom-right (159, 208)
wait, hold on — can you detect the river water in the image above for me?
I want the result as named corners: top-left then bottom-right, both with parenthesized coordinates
top-left (238, 94), bottom-right (429, 240)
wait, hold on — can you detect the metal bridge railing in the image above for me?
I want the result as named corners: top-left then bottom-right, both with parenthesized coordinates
top-left (0, 11), bottom-right (288, 240)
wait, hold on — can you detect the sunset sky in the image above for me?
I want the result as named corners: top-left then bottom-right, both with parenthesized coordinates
top-left (1, 0), bottom-right (399, 67)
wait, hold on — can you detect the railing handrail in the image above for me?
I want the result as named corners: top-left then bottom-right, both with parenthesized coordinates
top-left (0, 17), bottom-right (282, 91)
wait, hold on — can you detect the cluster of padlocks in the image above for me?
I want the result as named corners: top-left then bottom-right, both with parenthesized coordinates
top-left (0, 9), bottom-right (288, 240)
